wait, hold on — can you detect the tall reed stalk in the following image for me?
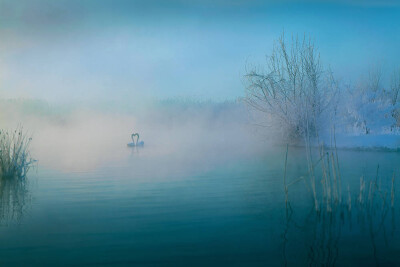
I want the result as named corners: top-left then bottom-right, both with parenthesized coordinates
top-left (300, 121), bottom-right (342, 212)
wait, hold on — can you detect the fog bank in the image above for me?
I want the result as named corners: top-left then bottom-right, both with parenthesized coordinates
top-left (0, 99), bottom-right (274, 172)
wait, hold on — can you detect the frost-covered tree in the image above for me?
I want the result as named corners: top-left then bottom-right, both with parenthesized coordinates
top-left (244, 33), bottom-right (337, 142)
top-left (390, 69), bottom-right (400, 125)
top-left (343, 68), bottom-right (398, 135)
top-left (343, 89), bottom-right (394, 135)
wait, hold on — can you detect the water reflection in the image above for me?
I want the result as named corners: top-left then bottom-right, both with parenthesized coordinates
top-left (306, 209), bottom-right (343, 266)
top-left (282, 173), bottom-right (397, 266)
top-left (0, 176), bottom-right (31, 224)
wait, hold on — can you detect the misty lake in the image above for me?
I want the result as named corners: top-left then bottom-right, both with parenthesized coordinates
top-left (0, 142), bottom-right (399, 266)
top-left (2, 0), bottom-right (400, 265)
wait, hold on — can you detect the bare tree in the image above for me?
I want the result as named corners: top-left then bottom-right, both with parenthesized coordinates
top-left (390, 68), bottom-right (400, 125)
top-left (244, 33), bottom-right (337, 142)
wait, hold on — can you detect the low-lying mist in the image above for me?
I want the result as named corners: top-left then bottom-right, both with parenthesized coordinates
top-left (0, 98), bottom-right (274, 172)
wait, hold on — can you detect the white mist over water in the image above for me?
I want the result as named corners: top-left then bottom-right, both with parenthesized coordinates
top-left (0, 99), bottom-right (274, 172)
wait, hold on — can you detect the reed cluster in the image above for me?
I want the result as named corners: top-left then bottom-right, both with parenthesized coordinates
top-left (283, 129), bottom-right (395, 214)
top-left (0, 127), bottom-right (34, 179)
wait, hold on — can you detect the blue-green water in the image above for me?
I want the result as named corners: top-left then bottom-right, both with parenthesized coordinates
top-left (0, 147), bottom-right (399, 266)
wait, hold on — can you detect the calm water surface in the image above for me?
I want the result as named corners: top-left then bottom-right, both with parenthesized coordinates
top-left (0, 145), bottom-right (399, 266)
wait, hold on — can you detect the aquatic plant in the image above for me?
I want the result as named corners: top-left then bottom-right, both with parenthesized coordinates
top-left (284, 135), bottom-right (396, 215)
top-left (0, 127), bottom-right (34, 224)
top-left (0, 127), bottom-right (34, 179)
top-left (283, 127), bottom-right (342, 212)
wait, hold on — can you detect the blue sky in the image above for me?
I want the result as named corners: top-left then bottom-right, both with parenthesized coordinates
top-left (0, 0), bottom-right (399, 103)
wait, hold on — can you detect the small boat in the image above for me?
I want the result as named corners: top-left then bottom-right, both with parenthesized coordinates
top-left (127, 133), bottom-right (144, 147)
